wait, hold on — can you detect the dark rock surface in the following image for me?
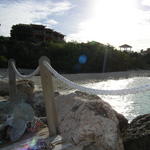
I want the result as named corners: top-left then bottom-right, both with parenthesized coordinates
top-left (123, 114), bottom-right (150, 150)
top-left (115, 112), bottom-right (128, 132)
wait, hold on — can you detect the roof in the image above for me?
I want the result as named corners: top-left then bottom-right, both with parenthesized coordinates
top-left (30, 24), bottom-right (45, 29)
top-left (45, 28), bottom-right (65, 37)
top-left (119, 44), bottom-right (132, 48)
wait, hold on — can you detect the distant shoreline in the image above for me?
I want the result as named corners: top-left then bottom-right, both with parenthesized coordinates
top-left (63, 70), bottom-right (150, 82)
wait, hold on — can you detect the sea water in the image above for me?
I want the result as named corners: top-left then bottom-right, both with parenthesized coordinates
top-left (84, 77), bottom-right (150, 121)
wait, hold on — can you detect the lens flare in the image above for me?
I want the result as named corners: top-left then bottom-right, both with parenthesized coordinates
top-left (18, 138), bottom-right (38, 150)
top-left (20, 144), bottom-right (29, 150)
top-left (30, 138), bottom-right (37, 147)
top-left (78, 55), bottom-right (87, 64)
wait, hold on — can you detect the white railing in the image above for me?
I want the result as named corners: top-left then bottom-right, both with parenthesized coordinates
top-left (2, 56), bottom-right (150, 137)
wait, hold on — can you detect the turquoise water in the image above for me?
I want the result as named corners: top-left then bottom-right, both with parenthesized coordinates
top-left (84, 77), bottom-right (150, 121)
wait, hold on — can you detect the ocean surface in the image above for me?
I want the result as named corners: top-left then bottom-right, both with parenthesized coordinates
top-left (83, 77), bottom-right (150, 121)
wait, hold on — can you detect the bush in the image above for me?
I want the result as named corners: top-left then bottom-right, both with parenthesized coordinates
top-left (0, 56), bottom-right (7, 67)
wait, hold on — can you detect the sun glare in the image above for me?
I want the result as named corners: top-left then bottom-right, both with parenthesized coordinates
top-left (76, 0), bottom-right (140, 48)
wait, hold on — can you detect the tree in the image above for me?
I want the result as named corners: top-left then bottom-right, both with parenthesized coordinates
top-left (10, 24), bottom-right (33, 41)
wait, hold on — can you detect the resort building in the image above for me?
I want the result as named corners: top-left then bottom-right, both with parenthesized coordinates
top-left (11, 24), bottom-right (65, 42)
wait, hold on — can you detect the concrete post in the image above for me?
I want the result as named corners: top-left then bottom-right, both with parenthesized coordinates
top-left (39, 56), bottom-right (58, 136)
top-left (8, 59), bottom-right (16, 101)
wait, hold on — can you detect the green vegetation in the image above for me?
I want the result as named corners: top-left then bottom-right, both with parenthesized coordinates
top-left (0, 24), bottom-right (150, 73)
top-left (0, 36), bottom-right (150, 73)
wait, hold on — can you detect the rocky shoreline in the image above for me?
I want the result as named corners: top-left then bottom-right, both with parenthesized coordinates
top-left (0, 78), bottom-right (150, 150)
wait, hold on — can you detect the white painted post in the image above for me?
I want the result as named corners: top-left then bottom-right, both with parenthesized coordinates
top-left (39, 56), bottom-right (58, 136)
top-left (8, 59), bottom-right (16, 101)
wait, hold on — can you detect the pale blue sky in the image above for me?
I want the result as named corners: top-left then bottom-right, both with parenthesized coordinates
top-left (0, 0), bottom-right (150, 51)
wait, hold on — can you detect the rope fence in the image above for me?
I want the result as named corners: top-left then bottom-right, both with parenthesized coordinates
top-left (43, 61), bottom-right (150, 95)
top-left (1, 57), bottom-right (150, 96)
top-left (0, 69), bottom-right (8, 79)
top-left (1, 56), bottom-right (150, 137)
top-left (11, 61), bottom-right (40, 79)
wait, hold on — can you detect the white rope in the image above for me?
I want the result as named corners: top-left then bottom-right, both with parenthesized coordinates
top-left (0, 69), bottom-right (8, 79)
top-left (11, 62), bottom-right (39, 79)
top-left (43, 61), bottom-right (150, 95)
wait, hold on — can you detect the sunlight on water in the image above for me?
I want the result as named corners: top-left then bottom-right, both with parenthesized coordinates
top-left (84, 77), bottom-right (150, 121)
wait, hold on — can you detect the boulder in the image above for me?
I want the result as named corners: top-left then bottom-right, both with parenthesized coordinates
top-left (0, 101), bottom-right (34, 142)
top-left (0, 80), bottom-right (34, 102)
top-left (55, 91), bottom-right (124, 150)
top-left (123, 114), bottom-right (150, 150)
top-left (16, 80), bottom-right (34, 104)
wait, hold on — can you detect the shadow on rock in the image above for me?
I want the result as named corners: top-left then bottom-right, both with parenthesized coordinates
top-left (123, 114), bottom-right (150, 150)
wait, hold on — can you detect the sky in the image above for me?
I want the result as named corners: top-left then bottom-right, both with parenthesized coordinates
top-left (0, 0), bottom-right (150, 51)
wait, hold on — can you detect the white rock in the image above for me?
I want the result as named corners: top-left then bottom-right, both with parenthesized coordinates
top-left (55, 91), bottom-right (124, 150)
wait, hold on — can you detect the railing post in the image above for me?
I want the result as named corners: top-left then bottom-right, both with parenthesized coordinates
top-left (8, 59), bottom-right (16, 101)
top-left (39, 56), bottom-right (58, 136)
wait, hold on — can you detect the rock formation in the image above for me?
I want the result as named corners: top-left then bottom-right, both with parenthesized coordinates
top-left (0, 79), bottom-right (128, 150)
top-left (55, 91), bottom-right (125, 150)
top-left (28, 90), bottom-right (126, 150)
top-left (123, 114), bottom-right (150, 150)
top-left (16, 80), bottom-right (34, 103)
top-left (0, 79), bottom-right (34, 101)
top-left (0, 101), bottom-right (34, 142)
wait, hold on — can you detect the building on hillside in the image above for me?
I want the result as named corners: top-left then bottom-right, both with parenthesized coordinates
top-left (119, 44), bottom-right (132, 51)
top-left (11, 24), bottom-right (65, 42)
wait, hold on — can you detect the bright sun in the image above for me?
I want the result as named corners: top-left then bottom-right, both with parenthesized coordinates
top-left (73, 0), bottom-right (141, 48)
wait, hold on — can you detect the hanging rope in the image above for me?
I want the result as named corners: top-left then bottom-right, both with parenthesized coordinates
top-left (0, 69), bottom-right (8, 79)
top-left (10, 59), bottom-right (150, 95)
top-left (11, 61), bottom-right (40, 79)
top-left (43, 61), bottom-right (150, 95)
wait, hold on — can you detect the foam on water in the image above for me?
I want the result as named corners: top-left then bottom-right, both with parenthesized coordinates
top-left (84, 77), bottom-right (150, 121)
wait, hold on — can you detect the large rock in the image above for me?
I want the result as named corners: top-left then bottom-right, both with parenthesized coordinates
top-left (123, 114), bottom-right (150, 150)
top-left (16, 80), bottom-right (34, 104)
top-left (0, 80), bottom-right (34, 102)
top-left (55, 91), bottom-right (124, 150)
top-left (0, 101), bottom-right (34, 142)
